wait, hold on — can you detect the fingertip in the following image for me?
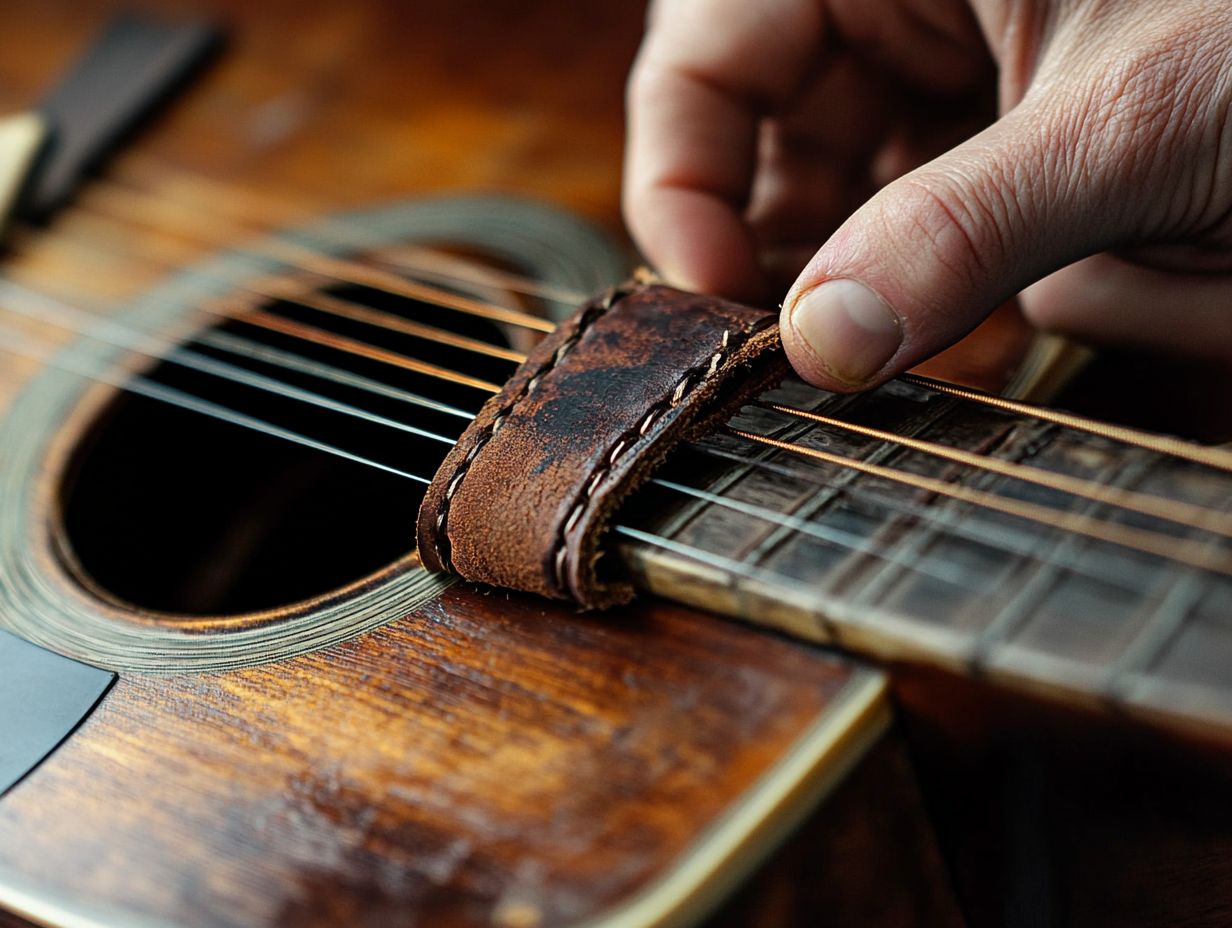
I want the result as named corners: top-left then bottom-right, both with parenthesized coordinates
top-left (780, 278), bottom-right (903, 392)
top-left (626, 186), bottom-right (770, 302)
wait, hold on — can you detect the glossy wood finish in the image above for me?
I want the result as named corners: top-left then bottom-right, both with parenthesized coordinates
top-left (0, 5), bottom-right (916, 926)
top-left (2, 1), bottom-right (1229, 926)
top-left (621, 374), bottom-right (1232, 738)
top-left (0, 588), bottom-right (886, 926)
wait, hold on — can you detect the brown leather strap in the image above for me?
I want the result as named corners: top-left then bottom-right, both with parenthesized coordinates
top-left (416, 282), bottom-right (786, 608)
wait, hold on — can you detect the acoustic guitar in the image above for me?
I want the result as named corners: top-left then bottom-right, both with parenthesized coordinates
top-left (1, 3), bottom-right (1231, 927)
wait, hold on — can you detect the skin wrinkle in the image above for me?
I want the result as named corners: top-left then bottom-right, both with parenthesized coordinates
top-left (1199, 80), bottom-right (1232, 248)
top-left (898, 174), bottom-right (995, 286)
top-left (625, 0), bottom-right (1232, 386)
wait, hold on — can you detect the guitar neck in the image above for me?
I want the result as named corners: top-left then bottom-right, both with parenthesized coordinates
top-left (618, 375), bottom-right (1232, 737)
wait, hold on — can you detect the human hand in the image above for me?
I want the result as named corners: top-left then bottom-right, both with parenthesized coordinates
top-left (623, 0), bottom-right (1232, 392)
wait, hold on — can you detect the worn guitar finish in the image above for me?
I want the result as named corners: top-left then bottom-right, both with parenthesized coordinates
top-left (622, 375), bottom-right (1232, 736)
top-left (3, 2), bottom-right (1232, 927)
top-left (0, 3), bottom-right (916, 927)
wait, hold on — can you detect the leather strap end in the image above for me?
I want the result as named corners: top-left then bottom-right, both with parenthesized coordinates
top-left (416, 282), bottom-right (786, 608)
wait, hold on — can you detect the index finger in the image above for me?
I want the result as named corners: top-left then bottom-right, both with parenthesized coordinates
top-left (623, 0), bottom-right (824, 301)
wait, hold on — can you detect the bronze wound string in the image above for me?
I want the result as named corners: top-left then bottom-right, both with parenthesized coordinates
top-left (49, 174), bottom-right (1232, 491)
top-left (685, 438), bottom-right (1177, 598)
top-left (0, 278), bottom-right (1227, 601)
top-left (728, 428), bottom-right (1232, 577)
top-left (901, 374), bottom-right (1232, 473)
top-left (759, 400), bottom-right (1232, 540)
top-left (3, 259), bottom-right (1231, 589)
top-left (0, 320), bottom-right (1001, 597)
top-left (4, 175), bottom-right (1232, 592)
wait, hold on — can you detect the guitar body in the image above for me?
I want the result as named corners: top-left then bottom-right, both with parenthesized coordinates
top-left (1, 2), bottom-right (1231, 926)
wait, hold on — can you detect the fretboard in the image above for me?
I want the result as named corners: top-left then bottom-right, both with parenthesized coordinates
top-left (618, 375), bottom-right (1232, 738)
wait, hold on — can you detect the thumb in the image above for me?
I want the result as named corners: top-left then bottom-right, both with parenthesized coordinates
top-left (780, 102), bottom-right (1122, 392)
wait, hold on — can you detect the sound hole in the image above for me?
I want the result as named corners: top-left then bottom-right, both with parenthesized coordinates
top-left (58, 271), bottom-right (522, 616)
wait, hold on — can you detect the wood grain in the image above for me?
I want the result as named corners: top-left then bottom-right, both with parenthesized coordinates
top-left (0, 3), bottom-right (909, 925)
top-left (0, 586), bottom-right (886, 927)
top-left (2, 0), bottom-right (1228, 925)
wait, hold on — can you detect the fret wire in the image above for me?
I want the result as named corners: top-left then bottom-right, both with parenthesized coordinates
top-left (830, 417), bottom-right (1031, 617)
top-left (728, 427), bottom-right (1232, 577)
top-left (647, 477), bottom-right (979, 591)
top-left (732, 389), bottom-right (962, 598)
top-left (968, 452), bottom-right (1162, 665)
top-left (1104, 569), bottom-right (1211, 696)
top-left (902, 373), bottom-right (1232, 473)
top-left (688, 438), bottom-right (1164, 598)
top-left (613, 524), bottom-right (812, 594)
top-left (761, 400), bottom-right (1232, 539)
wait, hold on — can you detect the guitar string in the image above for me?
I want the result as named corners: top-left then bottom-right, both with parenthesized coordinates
top-left (240, 283), bottom-right (528, 363)
top-left (52, 177), bottom-right (1232, 475)
top-left (900, 373), bottom-right (1232, 473)
top-left (2, 273), bottom-right (1229, 579)
top-left (62, 185), bottom-right (559, 333)
top-left (4, 280), bottom-right (1227, 594)
top-left (4, 316), bottom-right (1168, 602)
top-left (0, 300), bottom-right (1153, 596)
top-left (0, 326), bottom-right (430, 484)
top-left (0, 275), bottom-right (507, 395)
top-left (758, 400), bottom-right (1232, 539)
top-left (728, 428), bottom-right (1232, 576)
top-left (74, 172), bottom-right (1232, 477)
top-left (11, 197), bottom-right (1232, 560)
top-left (684, 438), bottom-right (1169, 597)
top-left (89, 169), bottom-right (589, 305)
top-left (0, 278), bottom-right (1167, 594)
top-left (52, 182), bottom-right (1232, 500)
top-left (0, 281), bottom-right (477, 422)
top-left (0, 281), bottom-right (1187, 595)
top-left (198, 330), bottom-right (475, 421)
top-left (1, 301), bottom-right (834, 603)
top-left (234, 310), bottom-right (505, 393)
top-left (0, 320), bottom-right (1000, 596)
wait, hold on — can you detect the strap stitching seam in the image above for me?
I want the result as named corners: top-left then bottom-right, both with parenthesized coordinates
top-left (431, 285), bottom-right (629, 572)
top-left (550, 325), bottom-right (761, 596)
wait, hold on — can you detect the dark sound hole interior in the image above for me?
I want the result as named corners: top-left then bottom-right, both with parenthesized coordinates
top-left (59, 276), bottom-right (523, 616)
